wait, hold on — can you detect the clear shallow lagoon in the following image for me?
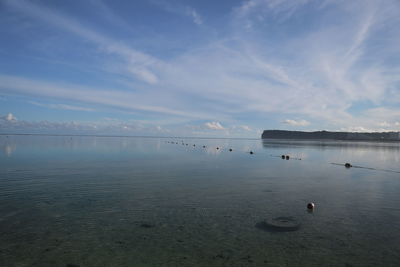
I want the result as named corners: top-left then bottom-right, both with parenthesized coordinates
top-left (1, 135), bottom-right (400, 266)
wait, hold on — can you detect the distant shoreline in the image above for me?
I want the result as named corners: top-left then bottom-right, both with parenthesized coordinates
top-left (262, 130), bottom-right (400, 141)
top-left (0, 133), bottom-right (259, 140)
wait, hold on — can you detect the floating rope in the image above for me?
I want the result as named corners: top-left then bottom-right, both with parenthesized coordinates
top-left (331, 163), bottom-right (400, 174)
top-left (166, 141), bottom-right (399, 174)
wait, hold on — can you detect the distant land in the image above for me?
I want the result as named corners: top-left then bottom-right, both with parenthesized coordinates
top-left (262, 130), bottom-right (400, 141)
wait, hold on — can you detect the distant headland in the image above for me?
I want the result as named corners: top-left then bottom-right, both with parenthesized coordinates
top-left (262, 130), bottom-right (400, 141)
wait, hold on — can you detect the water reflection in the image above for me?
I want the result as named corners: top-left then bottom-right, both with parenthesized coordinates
top-left (1, 135), bottom-right (400, 266)
top-left (3, 143), bottom-right (16, 157)
top-left (0, 135), bottom-right (17, 157)
top-left (205, 146), bottom-right (222, 155)
top-left (262, 139), bottom-right (400, 150)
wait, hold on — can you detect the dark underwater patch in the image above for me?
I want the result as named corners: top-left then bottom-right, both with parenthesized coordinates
top-left (255, 216), bottom-right (301, 232)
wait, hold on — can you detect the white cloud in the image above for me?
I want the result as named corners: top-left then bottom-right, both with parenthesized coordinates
top-left (0, 116), bottom-right (257, 137)
top-left (238, 125), bottom-right (252, 131)
top-left (5, 113), bottom-right (17, 121)
top-left (339, 126), bottom-right (392, 133)
top-left (204, 121), bottom-right (225, 130)
top-left (0, 115), bottom-right (151, 135)
top-left (1, 0), bottom-right (400, 133)
top-left (378, 121), bottom-right (390, 127)
top-left (283, 119), bottom-right (310, 127)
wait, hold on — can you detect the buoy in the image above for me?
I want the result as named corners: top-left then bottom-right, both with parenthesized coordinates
top-left (345, 163), bottom-right (352, 168)
top-left (307, 203), bottom-right (315, 210)
top-left (250, 151), bottom-right (254, 154)
top-left (286, 155), bottom-right (290, 160)
top-left (281, 155), bottom-right (285, 159)
top-left (216, 147), bottom-right (219, 150)
top-left (229, 148), bottom-right (233, 151)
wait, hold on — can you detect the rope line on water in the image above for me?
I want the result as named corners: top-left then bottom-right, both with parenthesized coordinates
top-left (330, 163), bottom-right (400, 174)
top-left (166, 141), bottom-right (400, 174)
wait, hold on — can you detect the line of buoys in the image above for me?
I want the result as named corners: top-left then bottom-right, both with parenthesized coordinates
top-left (331, 162), bottom-right (400, 174)
top-left (167, 141), bottom-right (258, 156)
top-left (165, 141), bottom-right (400, 177)
top-left (271, 154), bottom-right (303, 160)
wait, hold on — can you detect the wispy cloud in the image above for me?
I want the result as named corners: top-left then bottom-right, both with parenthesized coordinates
top-left (29, 101), bottom-right (94, 112)
top-left (204, 121), bottom-right (225, 130)
top-left (0, 114), bottom-right (162, 135)
top-left (151, 0), bottom-right (203, 25)
top-left (283, 119), bottom-right (310, 127)
top-left (1, 0), bottom-right (400, 134)
top-left (234, 0), bottom-right (314, 29)
top-left (0, 75), bottom-right (213, 119)
top-left (233, 125), bottom-right (252, 131)
top-left (0, 114), bottom-right (258, 137)
top-left (4, 0), bottom-right (162, 84)
top-left (187, 7), bottom-right (203, 25)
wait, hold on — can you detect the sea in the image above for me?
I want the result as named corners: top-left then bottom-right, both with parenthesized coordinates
top-left (1, 135), bottom-right (400, 266)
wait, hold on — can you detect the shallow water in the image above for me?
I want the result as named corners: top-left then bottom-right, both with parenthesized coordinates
top-left (1, 135), bottom-right (400, 266)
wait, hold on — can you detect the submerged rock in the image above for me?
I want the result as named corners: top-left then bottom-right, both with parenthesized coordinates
top-left (140, 223), bottom-right (155, 228)
top-left (255, 216), bottom-right (301, 232)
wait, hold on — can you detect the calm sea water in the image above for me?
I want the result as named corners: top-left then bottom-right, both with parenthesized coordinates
top-left (1, 135), bottom-right (400, 266)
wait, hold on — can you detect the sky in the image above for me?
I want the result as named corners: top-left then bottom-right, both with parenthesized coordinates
top-left (0, 0), bottom-right (399, 137)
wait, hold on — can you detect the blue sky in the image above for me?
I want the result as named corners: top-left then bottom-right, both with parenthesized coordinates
top-left (0, 0), bottom-right (399, 137)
